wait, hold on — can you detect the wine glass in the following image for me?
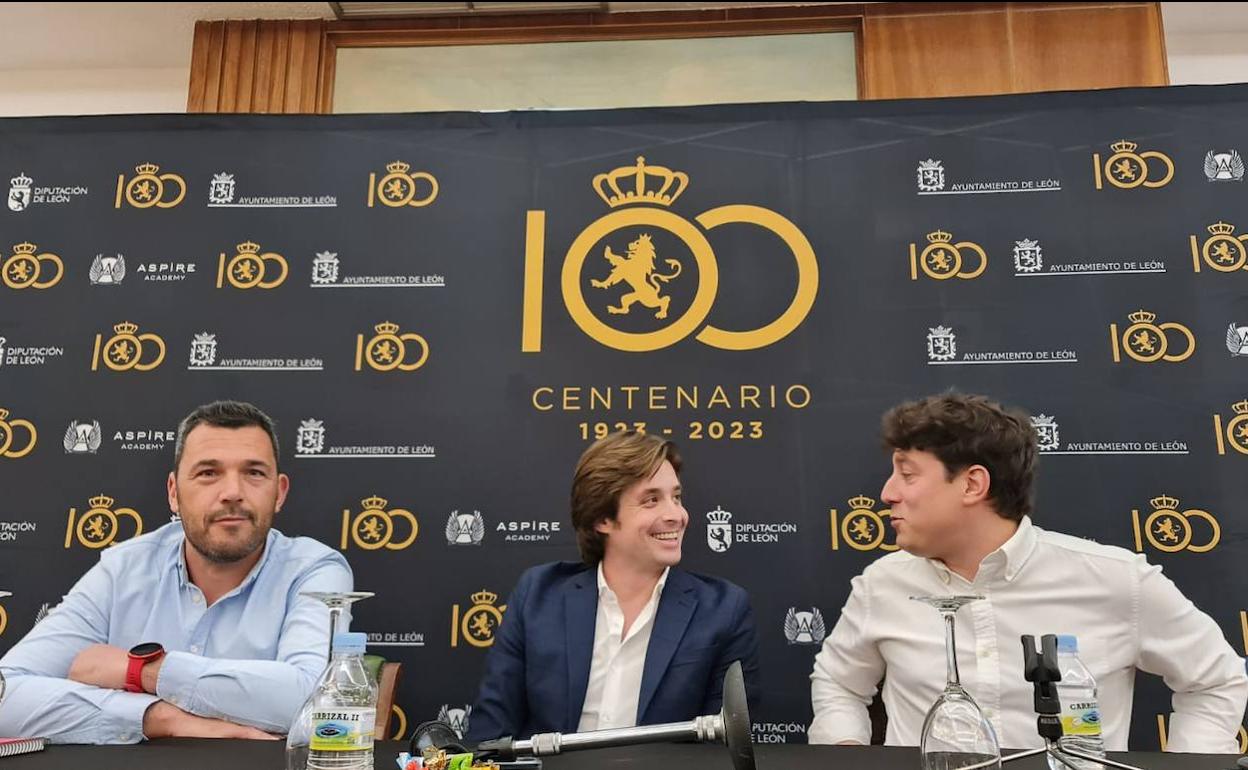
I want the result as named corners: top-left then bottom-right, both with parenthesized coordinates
top-left (286, 591), bottom-right (374, 770)
top-left (910, 595), bottom-right (1001, 770)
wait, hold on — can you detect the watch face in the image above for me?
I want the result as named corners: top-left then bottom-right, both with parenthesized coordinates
top-left (130, 642), bottom-right (163, 658)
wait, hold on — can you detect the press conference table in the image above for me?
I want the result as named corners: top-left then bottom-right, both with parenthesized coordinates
top-left (1, 741), bottom-right (1239, 770)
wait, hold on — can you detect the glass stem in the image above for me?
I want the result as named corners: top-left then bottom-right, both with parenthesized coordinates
top-left (327, 606), bottom-right (342, 662)
top-left (943, 610), bottom-right (961, 690)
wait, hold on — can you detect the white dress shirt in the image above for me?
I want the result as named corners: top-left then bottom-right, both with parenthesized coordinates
top-left (577, 565), bottom-right (670, 732)
top-left (809, 517), bottom-right (1247, 752)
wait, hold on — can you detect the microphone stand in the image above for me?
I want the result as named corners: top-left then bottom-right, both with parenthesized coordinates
top-left (1000, 635), bottom-right (1145, 770)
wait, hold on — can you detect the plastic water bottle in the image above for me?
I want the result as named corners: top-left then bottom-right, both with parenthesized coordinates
top-left (307, 632), bottom-right (378, 770)
top-left (1047, 635), bottom-right (1106, 770)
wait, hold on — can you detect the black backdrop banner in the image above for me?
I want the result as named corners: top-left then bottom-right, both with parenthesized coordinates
top-left (0, 83), bottom-right (1246, 751)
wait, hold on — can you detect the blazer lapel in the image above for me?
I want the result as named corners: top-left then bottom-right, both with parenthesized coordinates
top-left (637, 570), bottom-right (697, 722)
top-left (564, 570), bottom-right (598, 731)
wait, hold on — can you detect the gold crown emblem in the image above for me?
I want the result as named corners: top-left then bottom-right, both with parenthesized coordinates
top-left (1207, 222), bottom-right (1236, 236)
top-left (1110, 140), bottom-right (1138, 154)
top-left (592, 156), bottom-right (688, 209)
top-left (0, 408), bottom-right (8, 420)
top-left (135, 162), bottom-right (160, 175)
top-left (1150, 494), bottom-right (1180, 511)
top-left (1231, 399), bottom-right (1248, 415)
top-left (848, 495), bottom-right (876, 510)
top-left (361, 495), bottom-right (389, 511)
top-left (89, 494), bottom-right (115, 510)
top-left (386, 160), bottom-right (411, 175)
top-left (1127, 309), bottom-right (1156, 324)
top-left (11, 242), bottom-right (37, 255)
top-left (113, 321), bottom-right (139, 335)
top-left (374, 321), bottom-right (400, 335)
top-left (236, 241), bottom-right (260, 255)
top-left (926, 230), bottom-right (953, 244)
top-left (471, 590), bottom-right (498, 606)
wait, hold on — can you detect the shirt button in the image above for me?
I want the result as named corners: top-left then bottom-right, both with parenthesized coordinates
top-left (940, 573), bottom-right (950, 584)
top-left (193, 595), bottom-right (203, 604)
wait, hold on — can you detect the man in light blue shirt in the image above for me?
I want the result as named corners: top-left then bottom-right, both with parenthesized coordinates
top-left (0, 400), bottom-right (353, 744)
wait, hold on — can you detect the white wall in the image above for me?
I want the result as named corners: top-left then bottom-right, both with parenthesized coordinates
top-left (0, 68), bottom-right (188, 117)
top-left (1162, 3), bottom-right (1248, 86)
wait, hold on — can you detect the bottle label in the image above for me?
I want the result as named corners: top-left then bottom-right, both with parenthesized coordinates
top-left (1061, 702), bottom-right (1102, 737)
top-left (310, 707), bottom-right (376, 751)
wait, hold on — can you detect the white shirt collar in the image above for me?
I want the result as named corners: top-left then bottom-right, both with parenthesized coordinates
top-left (928, 515), bottom-right (1038, 584)
top-left (596, 562), bottom-right (670, 602)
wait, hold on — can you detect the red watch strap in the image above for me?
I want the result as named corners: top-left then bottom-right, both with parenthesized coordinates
top-left (124, 654), bottom-right (147, 693)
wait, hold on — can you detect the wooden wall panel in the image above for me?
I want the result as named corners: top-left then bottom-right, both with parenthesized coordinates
top-left (863, 2), bottom-right (1166, 100)
top-left (187, 19), bottom-right (326, 113)
top-left (1010, 4), bottom-right (1167, 93)
top-left (863, 8), bottom-right (1013, 99)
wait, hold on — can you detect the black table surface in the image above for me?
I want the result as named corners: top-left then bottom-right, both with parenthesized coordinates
top-left (1, 741), bottom-right (1241, 770)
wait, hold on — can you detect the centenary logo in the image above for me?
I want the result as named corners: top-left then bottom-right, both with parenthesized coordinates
top-left (63, 419), bottom-right (102, 455)
top-left (1092, 140), bottom-right (1174, 190)
top-left (445, 510), bottom-right (486, 546)
top-left (355, 322), bottom-right (429, 372)
top-left (1213, 399), bottom-right (1248, 456)
top-left (829, 496), bottom-right (898, 552)
top-left (114, 162), bottom-right (186, 209)
top-left (783, 607), bottom-right (827, 645)
top-left (91, 321), bottom-right (166, 372)
top-left (1109, 310), bottom-right (1195, 364)
top-left (1130, 495), bottom-right (1220, 554)
top-left (1189, 222), bottom-right (1248, 273)
top-left (450, 590), bottom-right (507, 648)
top-left (522, 156), bottom-right (818, 353)
top-left (216, 241), bottom-right (288, 289)
top-left (2, 242), bottom-right (63, 289)
top-left (0, 407), bottom-right (38, 459)
top-left (908, 230), bottom-right (987, 281)
top-left (65, 494), bottom-right (143, 549)
top-left (368, 160), bottom-right (438, 208)
top-left (340, 495), bottom-right (418, 551)
top-left (437, 705), bottom-right (472, 739)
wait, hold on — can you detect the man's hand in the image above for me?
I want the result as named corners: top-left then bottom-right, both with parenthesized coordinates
top-left (143, 701), bottom-right (278, 740)
top-left (67, 644), bottom-right (129, 690)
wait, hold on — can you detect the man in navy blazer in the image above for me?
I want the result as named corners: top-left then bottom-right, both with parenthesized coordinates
top-left (468, 431), bottom-right (760, 741)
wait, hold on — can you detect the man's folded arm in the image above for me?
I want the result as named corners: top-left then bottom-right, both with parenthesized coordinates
top-left (809, 574), bottom-right (884, 745)
top-left (154, 557), bottom-right (353, 733)
top-left (1133, 559), bottom-right (1248, 753)
top-left (0, 559), bottom-right (159, 743)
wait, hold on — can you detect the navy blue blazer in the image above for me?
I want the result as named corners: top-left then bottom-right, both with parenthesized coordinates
top-left (467, 561), bottom-right (761, 741)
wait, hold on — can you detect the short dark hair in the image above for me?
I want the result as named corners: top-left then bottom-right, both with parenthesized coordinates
top-left (570, 431), bottom-right (682, 564)
top-left (173, 400), bottom-right (280, 472)
top-left (881, 393), bottom-right (1037, 522)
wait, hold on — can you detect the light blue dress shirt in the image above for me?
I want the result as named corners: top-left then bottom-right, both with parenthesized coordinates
top-left (0, 521), bottom-right (353, 744)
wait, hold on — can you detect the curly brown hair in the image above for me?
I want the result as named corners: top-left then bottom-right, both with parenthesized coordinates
top-left (881, 393), bottom-right (1037, 522)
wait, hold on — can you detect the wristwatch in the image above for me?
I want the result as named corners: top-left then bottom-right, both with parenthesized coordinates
top-left (125, 642), bottom-right (165, 693)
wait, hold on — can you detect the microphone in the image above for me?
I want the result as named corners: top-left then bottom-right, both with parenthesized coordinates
top-left (417, 661), bottom-right (755, 770)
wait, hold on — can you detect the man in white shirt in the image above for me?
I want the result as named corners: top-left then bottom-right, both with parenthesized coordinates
top-left (468, 430), bottom-right (760, 741)
top-left (809, 393), bottom-right (1247, 751)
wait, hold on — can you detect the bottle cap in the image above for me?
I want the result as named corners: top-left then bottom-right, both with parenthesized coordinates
top-left (332, 631), bottom-right (368, 654)
top-left (1056, 634), bottom-right (1079, 653)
